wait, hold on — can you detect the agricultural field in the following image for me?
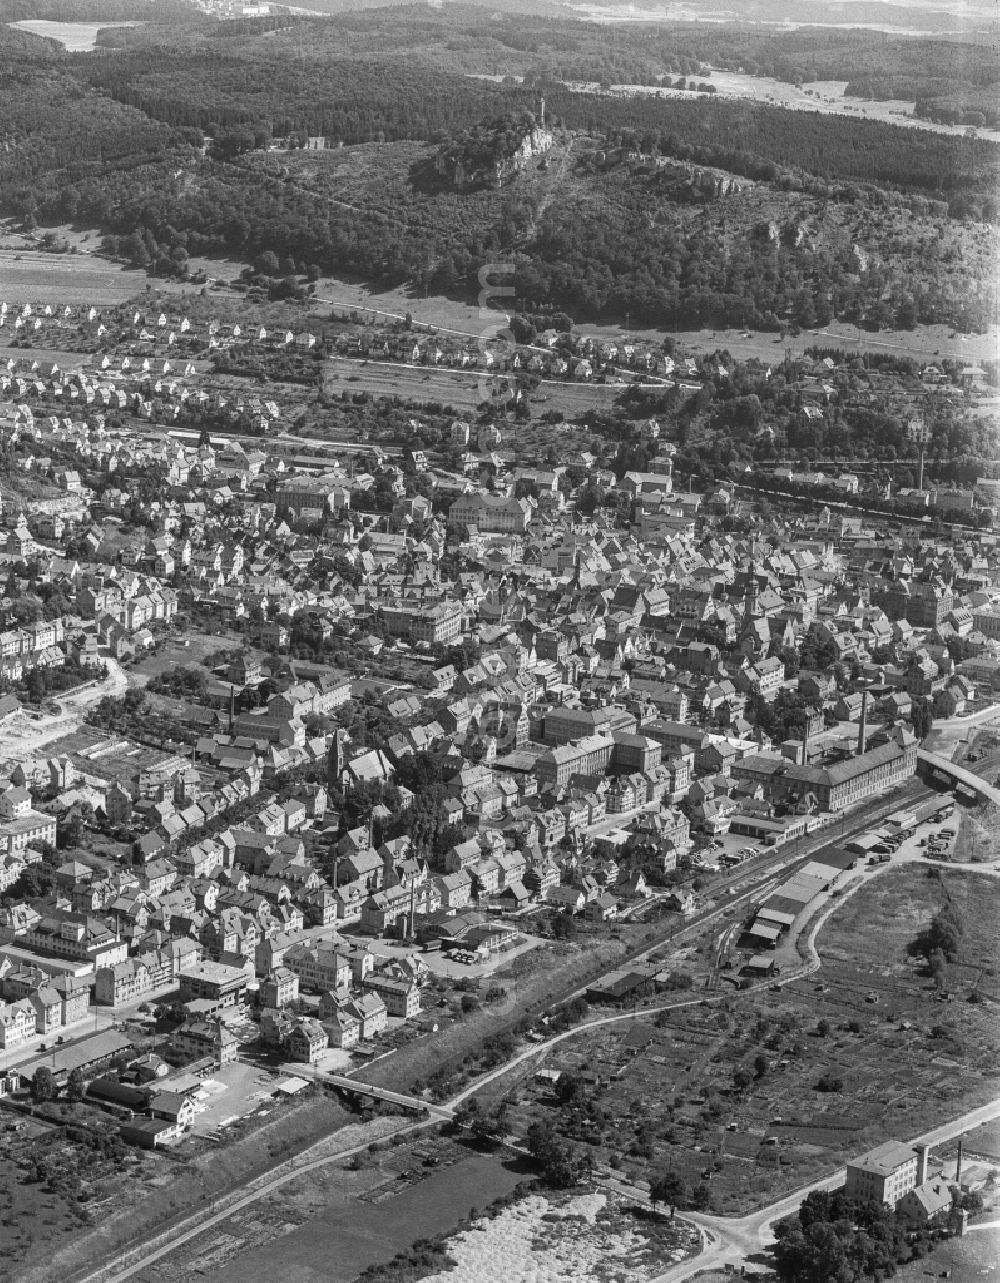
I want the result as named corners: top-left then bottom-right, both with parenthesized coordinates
top-left (0, 249), bottom-right (145, 308)
top-left (0, 1108), bottom-right (144, 1277)
top-left (324, 356), bottom-right (493, 415)
top-left (32, 720), bottom-right (176, 792)
top-left (625, 71), bottom-right (1000, 142)
top-left (173, 1141), bottom-right (531, 1283)
top-left (472, 865), bottom-right (1000, 1217)
top-left (653, 320), bottom-right (1000, 366)
top-left (0, 1103), bottom-right (161, 1280)
top-left (323, 353), bottom-right (626, 419)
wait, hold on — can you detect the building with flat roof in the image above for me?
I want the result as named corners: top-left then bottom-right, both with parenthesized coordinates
top-left (178, 960), bottom-right (248, 1008)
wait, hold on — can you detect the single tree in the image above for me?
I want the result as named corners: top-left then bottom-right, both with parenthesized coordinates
top-left (66, 1067), bottom-right (85, 1102)
top-left (733, 1065), bottom-right (754, 1092)
top-left (32, 1067), bottom-right (57, 1103)
top-left (650, 1170), bottom-right (687, 1211)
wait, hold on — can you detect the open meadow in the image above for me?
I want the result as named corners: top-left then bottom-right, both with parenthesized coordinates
top-left (8, 20), bottom-right (144, 52)
top-left (316, 275), bottom-right (999, 366)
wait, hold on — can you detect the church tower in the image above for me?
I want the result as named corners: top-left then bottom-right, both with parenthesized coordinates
top-left (742, 559), bottom-right (759, 628)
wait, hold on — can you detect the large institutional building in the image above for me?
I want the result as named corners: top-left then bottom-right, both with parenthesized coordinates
top-left (846, 1140), bottom-right (924, 1206)
top-left (730, 719), bottom-right (917, 815)
top-left (449, 494), bottom-right (532, 534)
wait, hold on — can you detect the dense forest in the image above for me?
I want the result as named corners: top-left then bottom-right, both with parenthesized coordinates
top-left (0, 67), bottom-right (195, 190)
top-left (71, 37), bottom-right (998, 208)
top-left (510, 177), bottom-right (993, 330)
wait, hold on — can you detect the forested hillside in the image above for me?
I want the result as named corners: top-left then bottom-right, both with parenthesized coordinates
top-left (0, 67), bottom-right (195, 192)
top-left (0, 6), bottom-right (996, 331)
top-left (73, 28), bottom-right (998, 210)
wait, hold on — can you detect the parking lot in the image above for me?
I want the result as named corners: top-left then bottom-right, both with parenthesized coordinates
top-left (693, 835), bottom-right (767, 872)
top-left (292, 1045), bottom-right (353, 1076)
top-left (423, 934), bottom-right (542, 980)
top-left (335, 928), bottom-right (543, 981)
top-left (185, 1062), bottom-right (279, 1137)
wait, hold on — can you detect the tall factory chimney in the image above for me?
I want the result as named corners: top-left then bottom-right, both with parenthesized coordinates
top-left (956, 1140), bottom-right (964, 1187)
top-left (857, 688), bottom-right (868, 757)
top-left (914, 1142), bottom-right (928, 1187)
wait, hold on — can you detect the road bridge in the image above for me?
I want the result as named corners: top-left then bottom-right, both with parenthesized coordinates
top-left (917, 749), bottom-right (1000, 807)
top-left (320, 1072), bottom-right (453, 1119)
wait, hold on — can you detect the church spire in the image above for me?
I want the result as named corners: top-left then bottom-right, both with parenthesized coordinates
top-left (742, 558), bottom-right (759, 626)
